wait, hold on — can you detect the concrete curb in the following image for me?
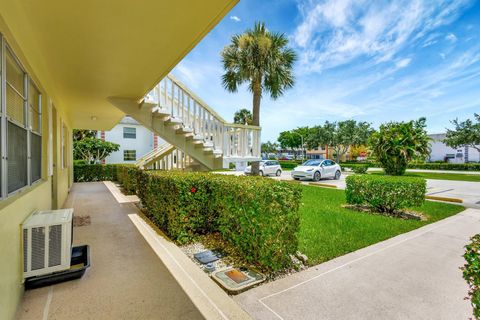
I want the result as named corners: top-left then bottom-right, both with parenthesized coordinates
top-left (425, 195), bottom-right (463, 203)
top-left (128, 213), bottom-right (251, 320)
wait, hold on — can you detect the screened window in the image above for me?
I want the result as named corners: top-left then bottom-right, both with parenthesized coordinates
top-left (123, 127), bottom-right (136, 139)
top-left (0, 38), bottom-right (43, 197)
top-left (62, 123), bottom-right (67, 169)
top-left (123, 150), bottom-right (136, 161)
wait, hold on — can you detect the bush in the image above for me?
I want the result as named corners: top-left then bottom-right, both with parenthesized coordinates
top-left (407, 162), bottom-right (480, 171)
top-left (117, 165), bottom-right (138, 194)
top-left (279, 160), bottom-right (303, 170)
top-left (137, 171), bottom-right (302, 271)
top-left (345, 175), bottom-right (426, 213)
top-left (73, 164), bottom-right (119, 182)
top-left (463, 234), bottom-right (480, 319)
top-left (351, 164), bottom-right (369, 174)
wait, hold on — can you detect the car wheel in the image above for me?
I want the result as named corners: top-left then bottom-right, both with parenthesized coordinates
top-left (294, 177), bottom-right (300, 181)
top-left (276, 169), bottom-right (282, 177)
top-left (334, 170), bottom-right (341, 180)
top-left (259, 170), bottom-right (264, 176)
top-left (313, 171), bottom-right (321, 181)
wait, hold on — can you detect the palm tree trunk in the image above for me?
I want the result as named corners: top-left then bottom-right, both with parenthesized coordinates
top-left (251, 81), bottom-right (261, 175)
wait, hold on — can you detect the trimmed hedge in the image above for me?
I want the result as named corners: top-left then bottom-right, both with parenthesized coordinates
top-left (407, 162), bottom-right (480, 171)
top-left (351, 164), bottom-right (369, 174)
top-left (137, 170), bottom-right (302, 271)
top-left (341, 163), bottom-right (371, 173)
top-left (463, 234), bottom-right (480, 319)
top-left (117, 165), bottom-right (138, 194)
top-left (279, 160), bottom-right (303, 169)
top-left (345, 175), bottom-right (426, 213)
top-left (73, 164), bottom-right (119, 182)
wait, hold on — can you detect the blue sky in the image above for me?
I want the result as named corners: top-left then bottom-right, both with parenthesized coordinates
top-left (172, 0), bottom-right (480, 142)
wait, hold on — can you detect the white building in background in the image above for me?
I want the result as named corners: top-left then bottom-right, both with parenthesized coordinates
top-left (98, 116), bottom-right (164, 164)
top-left (429, 133), bottom-right (480, 163)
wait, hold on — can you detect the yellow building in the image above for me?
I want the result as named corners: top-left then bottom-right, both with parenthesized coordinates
top-left (0, 1), bottom-right (237, 318)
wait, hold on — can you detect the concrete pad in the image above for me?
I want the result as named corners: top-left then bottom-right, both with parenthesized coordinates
top-left (235, 209), bottom-right (480, 320)
top-left (17, 182), bottom-right (203, 320)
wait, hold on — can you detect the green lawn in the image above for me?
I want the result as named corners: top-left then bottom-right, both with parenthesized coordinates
top-left (298, 185), bottom-right (464, 265)
top-left (369, 170), bottom-right (480, 182)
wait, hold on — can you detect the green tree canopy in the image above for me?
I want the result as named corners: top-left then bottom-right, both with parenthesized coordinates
top-left (444, 113), bottom-right (480, 153)
top-left (73, 129), bottom-right (97, 141)
top-left (233, 108), bottom-right (253, 125)
top-left (307, 120), bottom-right (373, 162)
top-left (221, 21), bottom-right (296, 174)
top-left (369, 118), bottom-right (430, 175)
top-left (73, 137), bottom-right (120, 164)
top-left (261, 141), bottom-right (279, 154)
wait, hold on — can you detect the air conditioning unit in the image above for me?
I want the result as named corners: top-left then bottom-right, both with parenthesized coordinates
top-left (23, 209), bottom-right (73, 278)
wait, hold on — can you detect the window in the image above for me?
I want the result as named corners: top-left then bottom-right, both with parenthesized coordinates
top-left (123, 127), bottom-right (136, 139)
top-left (0, 37), bottom-right (43, 197)
top-left (123, 150), bottom-right (136, 161)
top-left (61, 122), bottom-right (67, 168)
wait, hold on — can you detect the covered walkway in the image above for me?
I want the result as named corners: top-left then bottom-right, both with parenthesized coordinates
top-left (17, 182), bottom-right (203, 320)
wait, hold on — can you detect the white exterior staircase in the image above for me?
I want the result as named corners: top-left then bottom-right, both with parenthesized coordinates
top-left (111, 74), bottom-right (261, 170)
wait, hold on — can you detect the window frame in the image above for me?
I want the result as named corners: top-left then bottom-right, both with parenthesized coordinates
top-left (123, 126), bottom-right (136, 139)
top-left (123, 149), bottom-right (136, 161)
top-left (0, 35), bottom-right (44, 199)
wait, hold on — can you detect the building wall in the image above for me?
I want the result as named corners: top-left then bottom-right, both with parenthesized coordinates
top-left (0, 19), bottom-right (74, 320)
top-left (429, 134), bottom-right (480, 163)
top-left (101, 116), bottom-right (164, 164)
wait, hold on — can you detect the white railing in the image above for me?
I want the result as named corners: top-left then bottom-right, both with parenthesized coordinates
top-left (146, 74), bottom-right (261, 160)
top-left (135, 143), bottom-right (174, 168)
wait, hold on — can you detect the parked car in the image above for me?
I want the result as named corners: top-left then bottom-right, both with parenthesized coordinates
top-left (291, 159), bottom-right (341, 181)
top-left (244, 160), bottom-right (282, 177)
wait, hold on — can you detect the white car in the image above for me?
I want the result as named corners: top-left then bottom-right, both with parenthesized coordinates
top-left (244, 160), bottom-right (282, 177)
top-left (291, 159), bottom-right (341, 181)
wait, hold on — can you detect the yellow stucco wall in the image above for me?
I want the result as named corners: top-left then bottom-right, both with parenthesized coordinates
top-left (0, 19), bottom-right (74, 320)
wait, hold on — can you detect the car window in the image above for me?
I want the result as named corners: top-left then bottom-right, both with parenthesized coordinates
top-left (303, 160), bottom-right (321, 166)
top-left (272, 161), bottom-right (279, 165)
top-left (260, 161), bottom-right (266, 166)
top-left (323, 160), bottom-right (332, 166)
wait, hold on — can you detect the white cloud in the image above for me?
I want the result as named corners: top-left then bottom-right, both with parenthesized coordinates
top-left (395, 58), bottom-right (412, 68)
top-left (445, 32), bottom-right (457, 42)
top-left (293, 0), bottom-right (472, 73)
top-left (439, 52), bottom-right (446, 59)
top-left (230, 15), bottom-right (241, 22)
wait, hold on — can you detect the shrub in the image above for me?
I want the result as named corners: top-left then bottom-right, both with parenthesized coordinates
top-left (407, 162), bottom-right (480, 171)
top-left (137, 171), bottom-right (302, 271)
top-left (73, 164), bottom-right (119, 182)
top-left (117, 165), bottom-right (138, 194)
top-left (463, 234), bottom-right (480, 319)
top-left (345, 175), bottom-right (426, 213)
top-left (351, 164), bottom-right (369, 174)
top-left (279, 160), bottom-right (303, 170)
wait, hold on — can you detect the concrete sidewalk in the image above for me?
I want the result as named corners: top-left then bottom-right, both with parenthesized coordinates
top-left (17, 182), bottom-right (203, 320)
top-left (235, 208), bottom-right (480, 320)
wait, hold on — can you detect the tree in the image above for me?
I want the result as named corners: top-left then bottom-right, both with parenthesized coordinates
top-left (261, 141), bottom-right (279, 155)
top-left (73, 129), bottom-right (97, 141)
top-left (277, 130), bottom-right (302, 155)
top-left (307, 120), bottom-right (373, 163)
top-left (233, 108), bottom-right (253, 125)
top-left (74, 137), bottom-right (120, 164)
top-left (444, 113), bottom-right (480, 154)
top-left (221, 22), bottom-right (296, 175)
top-left (369, 118), bottom-right (430, 176)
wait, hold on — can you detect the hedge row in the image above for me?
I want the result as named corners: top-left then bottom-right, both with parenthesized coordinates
top-left (117, 165), bottom-right (138, 194)
top-left (407, 162), bottom-right (480, 171)
top-left (73, 164), bottom-right (120, 182)
top-left (137, 170), bottom-right (302, 272)
top-left (278, 160), bottom-right (303, 170)
top-left (345, 175), bottom-right (426, 213)
top-left (463, 234), bottom-right (480, 319)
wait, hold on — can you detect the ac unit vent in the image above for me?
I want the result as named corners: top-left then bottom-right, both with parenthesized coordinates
top-left (23, 229), bottom-right (28, 273)
top-left (31, 227), bottom-right (45, 271)
top-left (49, 225), bottom-right (62, 267)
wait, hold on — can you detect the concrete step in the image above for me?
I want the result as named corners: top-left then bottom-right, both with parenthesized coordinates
top-left (164, 117), bottom-right (183, 125)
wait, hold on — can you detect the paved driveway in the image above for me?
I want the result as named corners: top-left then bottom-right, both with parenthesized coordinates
top-left (235, 209), bottom-right (480, 320)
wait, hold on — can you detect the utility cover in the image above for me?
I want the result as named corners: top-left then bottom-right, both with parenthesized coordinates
top-left (193, 250), bottom-right (223, 264)
top-left (211, 268), bottom-right (265, 294)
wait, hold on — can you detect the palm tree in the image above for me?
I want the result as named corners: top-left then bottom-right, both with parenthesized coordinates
top-left (221, 22), bottom-right (296, 174)
top-left (233, 108), bottom-right (253, 125)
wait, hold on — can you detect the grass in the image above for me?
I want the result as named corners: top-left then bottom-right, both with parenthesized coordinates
top-left (298, 185), bottom-right (464, 265)
top-left (369, 170), bottom-right (480, 182)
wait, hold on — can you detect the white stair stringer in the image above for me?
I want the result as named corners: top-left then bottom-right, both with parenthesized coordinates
top-left (109, 74), bottom-right (262, 170)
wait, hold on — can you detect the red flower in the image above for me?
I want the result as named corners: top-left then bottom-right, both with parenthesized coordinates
top-left (191, 187), bottom-right (197, 193)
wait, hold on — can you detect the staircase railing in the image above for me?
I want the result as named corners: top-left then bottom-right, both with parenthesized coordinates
top-left (145, 74), bottom-right (261, 159)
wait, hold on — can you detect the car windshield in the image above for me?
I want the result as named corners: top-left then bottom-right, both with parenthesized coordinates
top-left (302, 160), bottom-right (321, 166)
top-left (259, 161), bottom-right (266, 166)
